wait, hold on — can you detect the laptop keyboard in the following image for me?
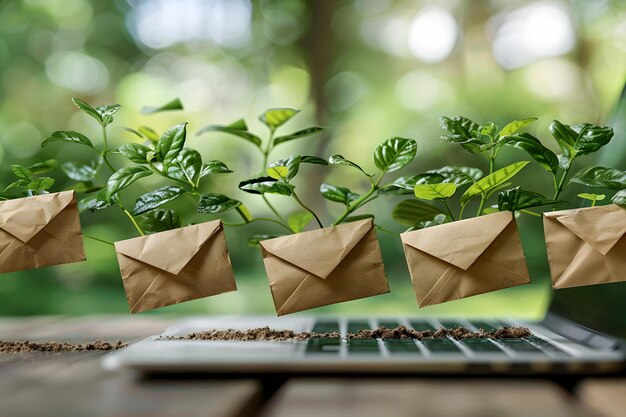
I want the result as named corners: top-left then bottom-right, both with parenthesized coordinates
top-left (305, 319), bottom-right (569, 358)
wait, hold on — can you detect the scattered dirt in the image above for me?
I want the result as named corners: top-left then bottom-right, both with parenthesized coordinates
top-left (166, 325), bottom-right (531, 341)
top-left (0, 340), bottom-right (127, 353)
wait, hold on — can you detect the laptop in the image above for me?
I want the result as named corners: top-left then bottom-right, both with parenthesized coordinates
top-left (104, 83), bottom-right (626, 376)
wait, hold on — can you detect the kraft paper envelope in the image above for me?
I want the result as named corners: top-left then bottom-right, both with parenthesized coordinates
top-left (0, 191), bottom-right (85, 274)
top-left (260, 218), bottom-right (390, 316)
top-left (115, 220), bottom-right (236, 313)
top-left (401, 211), bottom-right (530, 307)
top-left (543, 204), bottom-right (626, 289)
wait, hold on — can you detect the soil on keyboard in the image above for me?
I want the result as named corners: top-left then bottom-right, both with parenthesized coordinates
top-left (165, 325), bottom-right (531, 341)
top-left (0, 340), bottom-right (127, 353)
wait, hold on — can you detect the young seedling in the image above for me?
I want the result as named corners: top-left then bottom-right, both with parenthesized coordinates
top-left (237, 154), bottom-right (328, 243)
top-left (1, 159), bottom-right (58, 200)
top-left (322, 137), bottom-right (418, 229)
top-left (42, 98), bottom-right (242, 238)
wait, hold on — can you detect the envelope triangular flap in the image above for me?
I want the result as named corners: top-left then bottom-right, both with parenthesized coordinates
top-left (401, 211), bottom-right (513, 270)
top-left (260, 218), bottom-right (373, 279)
top-left (554, 204), bottom-right (626, 255)
top-left (114, 220), bottom-right (222, 275)
top-left (0, 191), bottom-right (75, 243)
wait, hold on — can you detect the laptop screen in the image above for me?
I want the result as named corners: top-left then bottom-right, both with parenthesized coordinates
top-left (549, 81), bottom-right (626, 340)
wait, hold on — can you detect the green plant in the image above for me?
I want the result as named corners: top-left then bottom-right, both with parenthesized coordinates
top-left (236, 154), bottom-right (328, 243)
top-left (42, 98), bottom-right (242, 238)
top-left (1, 159), bottom-right (58, 200)
top-left (322, 137), bottom-right (418, 227)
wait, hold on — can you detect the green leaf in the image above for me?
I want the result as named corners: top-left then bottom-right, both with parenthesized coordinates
top-left (501, 133), bottom-right (559, 174)
top-left (267, 155), bottom-right (305, 181)
top-left (239, 176), bottom-right (295, 196)
top-left (414, 183), bottom-right (457, 200)
top-left (287, 211), bottom-right (314, 233)
top-left (498, 118), bottom-right (537, 138)
top-left (122, 127), bottom-right (143, 138)
top-left (72, 98), bottom-right (102, 124)
top-left (236, 203), bottom-right (253, 222)
top-left (570, 166), bottom-right (626, 190)
top-left (5, 179), bottom-right (29, 191)
top-left (200, 160), bottom-right (232, 177)
top-left (373, 137), bottom-right (417, 173)
top-left (61, 159), bottom-right (102, 182)
top-left (27, 159), bottom-right (58, 174)
top-left (66, 181), bottom-right (102, 194)
top-left (11, 165), bottom-right (32, 180)
top-left (248, 234), bottom-right (283, 247)
top-left (28, 177), bottom-right (55, 192)
top-left (42, 131), bottom-right (94, 149)
top-left (141, 98), bottom-right (183, 115)
top-left (116, 143), bottom-right (152, 164)
top-left (138, 126), bottom-right (159, 142)
top-left (439, 116), bottom-right (489, 154)
top-left (578, 193), bottom-right (605, 202)
top-left (156, 123), bottom-right (187, 167)
top-left (267, 165), bottom-right (289, 180)
top-left (320, 183), bottom-right (359, 206)
top-left (428, 166), bottom-right (482, 185)
top-left (300, 155), bottom-right (329, 166)
top-left (328, 154), bottom-right (372, 177)
top-left (104, 166), bottom-right (152, 199)
top-left (137, 209), bottom-right (182, 233)
top-left (611, 190), bottom-right (626, 205)
top-left (197, 119), bottom-right (262, 147)
top-left (461, 161), bottom-right (529, 206)
top-left (341, 214), bottom-right (375, 224)
top-left (273, 127), bottom-right (325, 145)
top-left (572, 123), bottom-right (614, 156)
top-left (497, 187), bottom-right (559, 211)
top-left (198, 193), bottom-right (242, 214)
top-left (549, 120), bottom-right (577, 160)
top-left (96, 104), bottom-right (121, 127)
top-left (392, 200), bottom-right (444, 227)
top-left (259, 108), bottom-right (299, 131)
top-left (132, 186), bottom-right (186, 215)
top-left (167, 148), bottom-right (202, 184)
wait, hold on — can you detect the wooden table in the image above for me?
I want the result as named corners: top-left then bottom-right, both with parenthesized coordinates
top-left (0, 316), bottom-right (622, 417)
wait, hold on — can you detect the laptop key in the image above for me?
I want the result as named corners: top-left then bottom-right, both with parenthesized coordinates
top-left (420, 338), bottom-right (461, 353)
top-left (498, 338), bottom-right (546, 354)
top-left (409, 321), bottom-right (436, 332)
top-left (312, 321), bottom-right (340, 334)
top-left (385, 339), bottom-right (421, 354)
top-left (347, 321), bottom-right (371, 334)
top-left (526, 336), bottom-right (569, 356)
top-left (461, 338), bottom-right (504, 353)
top-left (348, 339), bottom-right (380, 353)
top-left (306, 338), bottom-right (341, 354)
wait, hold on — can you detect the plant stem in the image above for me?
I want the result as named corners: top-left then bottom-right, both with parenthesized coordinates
top-left (592, 199), bottom-right (597, 207)
top-left (520, 209), bottom-right (541, 218)
top-left (292, 190), bottom-right (323, 228)
top-left (235, 205), bottom-right (251, 223)
top-left (85, 235), bottom-right (114, 246)
top-left (223, 217), bottom-right (293, 232)
top-left (476, 195), bottom-right (487, 217)
top-left (102, 125), bottom-right (109, 153)
top-left (459, 203), bottom-right (466, 220)
top-left (332, 184), bottom-right (378, 226)
top-left (553, 165), bottom-right (571, 200)
top-left (262, 130), bottom-right (275, 170)
top-left (443, 199), bottom-right (456, 221)
top-left (121, 208), bottom-right (145, 236)
top-left (262, 195), bottom-right (289, 225)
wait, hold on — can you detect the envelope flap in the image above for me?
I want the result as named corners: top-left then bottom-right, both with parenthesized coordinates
top-left (401, 211), bottom-right (513, 270)
top-left (0, 191), bottom-right (75, 243)
top-left (114, 220), bottom-right (222, 275)
top-left (260, 219), bottom-right (373, 279)
top-left (555, 204), bottom-right (626, 255)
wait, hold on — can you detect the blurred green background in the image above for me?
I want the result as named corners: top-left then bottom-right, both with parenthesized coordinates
top-left (0, 0), bottom-right (624, 318)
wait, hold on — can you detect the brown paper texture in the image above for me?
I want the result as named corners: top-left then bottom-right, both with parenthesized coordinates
top-left (401, 211), bottom-right (530, 307)
top-left (0, 191), bottom-right (86, 274)
top-left (543, 204), bottom-right (626, 289)
top-left (115, 220), bottom-right (236, 313)
top-left (260, 218), bottom-right (390, 316)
